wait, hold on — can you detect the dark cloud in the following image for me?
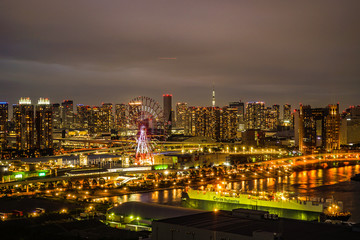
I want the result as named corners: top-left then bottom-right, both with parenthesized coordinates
top-left (1, 0), bottom-right (360, 109)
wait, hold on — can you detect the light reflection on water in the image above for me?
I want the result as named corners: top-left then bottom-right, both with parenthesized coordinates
top-left (106, 165), bottom-right (360, 222)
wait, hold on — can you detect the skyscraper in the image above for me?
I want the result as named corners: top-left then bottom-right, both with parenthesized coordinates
top-left (298, 105), bottom-right (314, 152)
top-left (0, 102), bottom-right (8, 152)
top-left (176, 102), bottom-right (188, 129)
top-left (14, 98), bottom-right (35, 151)
top-left (325, 104), bottom-right (340, 151)
top-left (209, 107), bottom-right (221, 140)
top-left (221, 107), bottom-right (237, 140)
top-left (273, 104), bottom-right (280, 128)
top-left (61, 100), bottom-right (74, 129)
top-left (298, 104), bottom-right (340, 153)
top-left (229, 101), bottom-right (245, 131)
top-left (163, 94), bottom-right (172, 134)
top-left (183, 106), bottom-right (237, 141)
top-left (245, 102), bottom-right (265, 130)
top-left (36, 98), bottom-right (53, 150)
top-left (283, 104), bottom-right (292, 127)
top-left (264, 105), bottom-right (280, 130)
top-left (76, 104), bottom-right (91, 129)
top-left (340, 105), bottom-right (360, 145)
top-left (184, 106), bottom-right (196, 136)
top-left (100, 103), bottom-right (113, 132)
top-left (89, 106), bottom-right (100, 134)
top-left (52, 103), bottom-right (61, 130)
top-left (115, 103), bottom-right (127, 130)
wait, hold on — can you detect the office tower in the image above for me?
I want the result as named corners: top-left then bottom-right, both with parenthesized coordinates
top-left (0, 102), bottom-right (8, 152)
top-left (176, 103), bottom-right (188, 129)
top-left (61, 100), bottom-right (74, 129)
top-left (283, 104), bottom-right (292, 127)
top-left (14, 98), bottom-right (35, 151)
top-left (298, 104), bottom-right (340, 153)
top-left (163, 94), bottom-right (172, 134)
top-left (340, 105), bottom-right (360, 145)
top-left (115, 104), bottom-right (127, 130)
top-left (36, 98), bottom-right (53, 150)
top-left (100, 103), bottom-right (113, 132)
top-left (245, 102), bottom-right (265, 130)
top-left (229, 101), bottom-right (245, 131)
top-left (52, 103), bottom-right (61, 130)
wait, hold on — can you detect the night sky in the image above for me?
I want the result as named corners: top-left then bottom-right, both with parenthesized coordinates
top-left (1, 1), bottom-right (360, 110)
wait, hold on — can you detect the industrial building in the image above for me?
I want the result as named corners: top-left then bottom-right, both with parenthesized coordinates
top-left (152, 208), bottom-right (360, 240)
top-left (106, 201), bottom-right (203, 231)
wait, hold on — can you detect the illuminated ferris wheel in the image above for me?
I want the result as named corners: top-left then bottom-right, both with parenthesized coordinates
top-left (127, 96), bottom-right (164, 135)
top-left (127, 96), bottom-right (165, 165)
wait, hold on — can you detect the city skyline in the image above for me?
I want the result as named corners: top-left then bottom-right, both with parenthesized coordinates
top-left (1, 2), bottom-right (360, 237)
top-left (1, 1), bottom-right (360, 109)
top-left (0, 94), bottom-right (355, 112)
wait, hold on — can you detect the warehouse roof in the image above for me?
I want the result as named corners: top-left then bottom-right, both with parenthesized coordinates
top-left (155, 209), bottom-right (360, 240)
top-left (107, 201), bottom-right (204, 220)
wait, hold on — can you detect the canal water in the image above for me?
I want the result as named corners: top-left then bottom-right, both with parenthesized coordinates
top-left (108, 165), bottom-right (360, 222)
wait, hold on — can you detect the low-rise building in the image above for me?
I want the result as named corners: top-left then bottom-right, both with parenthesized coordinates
top-left (153, 208), bottom-right (360, 240)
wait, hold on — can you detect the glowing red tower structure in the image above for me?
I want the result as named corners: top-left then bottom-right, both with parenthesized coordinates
top-left (135, 125), bottom-right (154, 165)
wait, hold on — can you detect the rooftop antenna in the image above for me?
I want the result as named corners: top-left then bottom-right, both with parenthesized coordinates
top-left (212, 82), bottom-right (215, 107)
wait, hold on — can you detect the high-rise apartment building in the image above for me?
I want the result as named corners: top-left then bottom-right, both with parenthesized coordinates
top-left (221, 107), bottom-right (237, 140)
top-left (245, 102), bottom-right (265, 130)
top-left (0, 102), bottom-right (8, 152)
top-left (35, 98), bottom-right (53, 150)
top-left (184, 107), bottom-right (196, 136)
top-left (298, 104), bottom-right (340, 153)
top-left (183, 106), bottom-right (236, 141)
top-left (264, 105), bottom-right (280, 130)
top-left (115, 104), bottom-right (127, 130)
top-left (325, 104), bottom-right (340, 150)
top-left (340, 105), bottom-right (360, 145)
top-left (100, 103), bottom-right (113, 132)
top-left (176, 103), bottom-right (188, 129)
top-left (283, 104), bottom-right (292, 127)
top-left (209, 107), bottom-right (221, 140)
top-left (89, 106), bottom-right (101, 134)
top-left (87, 103), bottom-right (113, 134)
top-left (61, 100), bottom-right (74, 129)
top-left (13, 98), bottom-right (35, 151)
top-left (273, 104), bottom-right (280, 127)
top-left (163, 94), bottom-right (172, 134)
top-left (229, 101), bottom-right (245, 131)
top-left (52, 103), bottom-right (61, 130)
top-left (76, 104), bottom-right (91, 129)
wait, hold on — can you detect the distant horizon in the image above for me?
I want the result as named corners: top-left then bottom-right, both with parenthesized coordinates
top-left (1, 93), bottom-right (356, 113)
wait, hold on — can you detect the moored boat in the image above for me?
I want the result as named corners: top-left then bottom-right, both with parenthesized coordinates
top-left (183, 184), bottom-right (349, 221)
